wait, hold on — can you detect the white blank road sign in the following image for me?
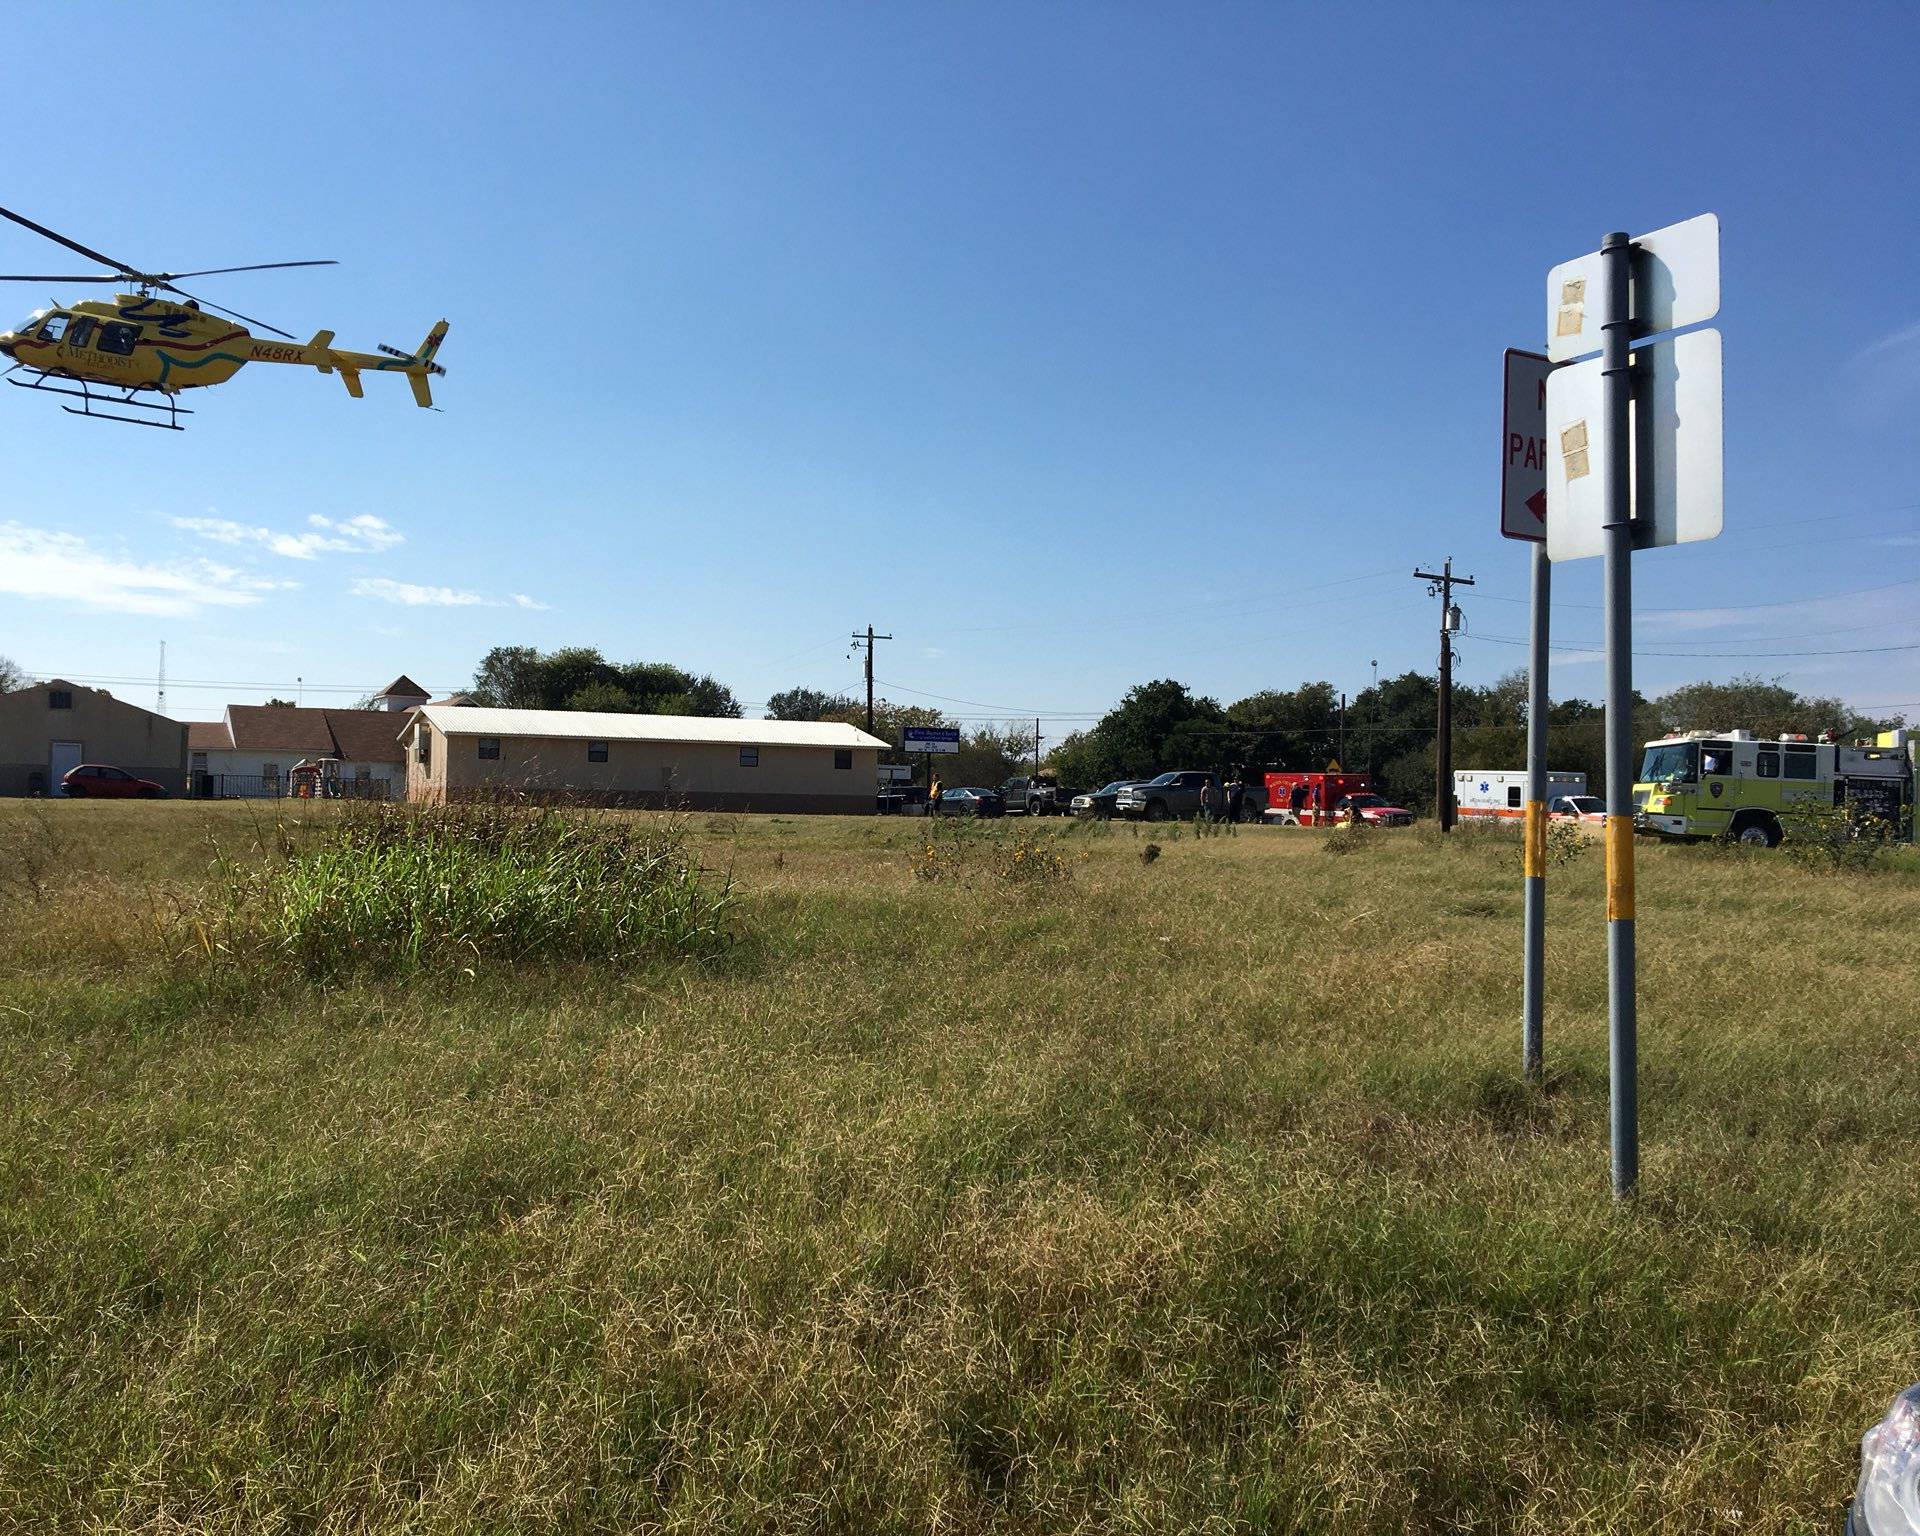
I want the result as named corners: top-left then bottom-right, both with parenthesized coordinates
top-left (1501, 349), bottom-right (1552, 541)
top-left (1545, 328), bottom-right (1723, 563)
top-left (1547, 213), bottom-right (1720, 362)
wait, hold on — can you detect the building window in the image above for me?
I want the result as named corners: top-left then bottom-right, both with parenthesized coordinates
top-left (478, 738), bottom-right (500, 761)
top-left (49, 690), bottom-right (72, 709)
top-left (415, 734), bottom-right (431, 766)
top-left (587, 741), bottom-right (608, 763)
top-left (739, 746), bottom-right (759, 768)
top-left (834, 749), bottom-right (852, 771)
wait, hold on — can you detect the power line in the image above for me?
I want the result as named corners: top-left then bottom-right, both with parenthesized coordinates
top-left (933, 567), bottom-right (1406, 637)
top-left (1472, 634), bottom-right (1920, 659)
top-left (1471, 572), bottom-right (1920, 615)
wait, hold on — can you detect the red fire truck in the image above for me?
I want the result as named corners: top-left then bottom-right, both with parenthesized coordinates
top-left (1264, 769), bottom-right (1394, 826)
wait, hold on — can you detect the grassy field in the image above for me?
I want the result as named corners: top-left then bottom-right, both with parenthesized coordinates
top-left (1, 800), bottom-right (1916, 1533)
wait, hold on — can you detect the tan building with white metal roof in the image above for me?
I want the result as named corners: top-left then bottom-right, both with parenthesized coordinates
top-left (400, 706), bottom-right (889, 813)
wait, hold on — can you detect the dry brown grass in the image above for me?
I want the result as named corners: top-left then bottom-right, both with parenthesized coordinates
top-left (0, 801), bottom-right (1915, 1532)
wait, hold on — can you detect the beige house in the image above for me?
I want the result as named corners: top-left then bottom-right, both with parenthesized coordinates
top-left (0, 679), bottom-right (186, 796)
top-left (401, 705), bottom-right (888, 813)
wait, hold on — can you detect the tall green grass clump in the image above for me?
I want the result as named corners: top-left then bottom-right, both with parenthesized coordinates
top-left (218, 801), bottom-right (732, 975)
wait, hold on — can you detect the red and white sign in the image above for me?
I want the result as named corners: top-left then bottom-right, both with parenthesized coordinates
top-left (1501, 348), bottom-right (1551, 542)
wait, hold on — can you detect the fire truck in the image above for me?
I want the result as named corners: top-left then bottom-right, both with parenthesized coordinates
top-left (1262, 769), bottom-right (1412, 826)
top-left (1634, 728), bottom-right (1915, 847)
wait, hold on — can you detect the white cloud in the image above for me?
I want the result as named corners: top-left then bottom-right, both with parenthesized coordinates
top-left (0, 522), bottom-right (294, 618)
top-left (351, 577), bottom-right (488, 607)
top-left (171, 511), bottom-right (404, 560)
top-left (350, 578), bottom-right (552, 611)
top-left (1846, 319), bottom-right (1920, 422)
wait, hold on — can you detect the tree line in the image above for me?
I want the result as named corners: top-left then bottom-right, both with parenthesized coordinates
top-left (1047, 672), bottom-right (1902, 810)
top-left (461, 649), bottom-right (1902, 811)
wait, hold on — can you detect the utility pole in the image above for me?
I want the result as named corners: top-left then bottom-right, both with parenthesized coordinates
top-left (849, 626), bottom-right (892, 736)
top-left (1034, 717), bottom-right (1043, 775)
top-left (1413, 559), bottom-right (1474, 831)
top-left (1369, 659), bottom-right (1379, 777)
top-left (156, 640), bottom-right (167, 717)
top-left (1338, 692), bottom-right (1346, 767)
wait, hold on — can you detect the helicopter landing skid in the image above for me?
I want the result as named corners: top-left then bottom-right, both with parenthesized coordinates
top-left (5, 367), bottom-right (191, 430)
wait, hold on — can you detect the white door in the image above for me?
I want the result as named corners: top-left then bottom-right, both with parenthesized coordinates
top-left (49, 740), bottom-right (83, 794)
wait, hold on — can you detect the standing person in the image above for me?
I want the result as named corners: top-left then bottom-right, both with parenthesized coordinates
top-left (1226, 771), bottom-right (1245, 824)
top-left (1199, 778), bottom-right (1216, 824)
top-left (1290, 779), bottom-right (1308, 823)
top-left (1309, 779), bottom-right (1322, 825)
top-left (927, 774), bottom-right (943, 818)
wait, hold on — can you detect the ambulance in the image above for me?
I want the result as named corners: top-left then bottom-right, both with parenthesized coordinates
top-left (1453, 769), bottom-right (1589, 822)
top-left (1634, 728), bottom-right (1915, 846)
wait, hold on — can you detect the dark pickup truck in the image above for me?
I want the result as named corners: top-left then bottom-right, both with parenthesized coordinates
top-left (999, 774), bottom-right (1072, 816)
top-left (1113, 771), bottom-right (1220, 822)
top-left (1113, 772), bottom-right (1268, 822)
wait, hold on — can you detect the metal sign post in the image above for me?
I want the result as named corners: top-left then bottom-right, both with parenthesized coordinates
top-left (1542, 212), bottom-right (1722, 1198)
top-left (1599, 231), bottom-right (1639, 1197)
top-left (1502, 347), bottom-right (1553, 1082)
top-left (1523, 541), bottom-right (1550, 1081)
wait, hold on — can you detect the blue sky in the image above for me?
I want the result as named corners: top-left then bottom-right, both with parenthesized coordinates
top-left (3, 1), bottom-right (1916, 731)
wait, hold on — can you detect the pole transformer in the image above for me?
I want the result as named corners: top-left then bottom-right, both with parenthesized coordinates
top-left (1413, 558), bottom-right (1474, 831)
top-left (849, 625), bottom-right (893, 736)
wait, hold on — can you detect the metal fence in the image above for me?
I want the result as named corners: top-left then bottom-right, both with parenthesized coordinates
top-left (189, 773), bottom-right (391, 801)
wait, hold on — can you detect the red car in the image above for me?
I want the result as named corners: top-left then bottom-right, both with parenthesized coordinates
top-left (61, 764), bottom-right (167, 798)
top-left (1337, 792), bottom-right (1414, 827)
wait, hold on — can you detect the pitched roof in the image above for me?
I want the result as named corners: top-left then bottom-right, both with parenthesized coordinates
top-left (225, 706), bottom-right (335, 753)
top-left (186, 720), bottom-right (232, 751)
top-left (376, 674), bottom-right (430, 701)
top-left (223, 706), bottom-right (406, 763)
top-left (322, 709), bottom-right (409, 763)
top-left (413, 705), bottom-right (890, 751)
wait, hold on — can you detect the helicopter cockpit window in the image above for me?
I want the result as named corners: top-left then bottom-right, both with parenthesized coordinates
top-left (34, 314), bottom-right (69, 342)
top-left (12, 310), bottom-right (45, 336)
top-left (65, 316), bottom-right (96, 349)
top-left (95, 321), bottom-right (140, 356)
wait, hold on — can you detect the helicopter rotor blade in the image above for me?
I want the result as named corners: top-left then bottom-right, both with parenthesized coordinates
top-left (0, 274), bottom-right (127, 283)
top-left (155, 260), bottom-right (339, 280)
top-left (0, 205), bottom-right (141, 280)
top-left (160, 285), bottom-right (295, 340)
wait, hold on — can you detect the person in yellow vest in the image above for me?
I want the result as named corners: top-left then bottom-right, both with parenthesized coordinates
top-left (927, 774), bottom-right (943, 818)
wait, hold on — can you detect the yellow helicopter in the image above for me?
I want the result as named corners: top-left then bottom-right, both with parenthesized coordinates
top-left (0, 205), bottom-right (447, 430)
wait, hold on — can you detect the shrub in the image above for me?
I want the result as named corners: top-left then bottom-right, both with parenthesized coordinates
top-left (994, 829), bottom-right (1072, 885)
top-left (1781, 800), bottom-right (1898, 874)
top-left (1544, 816), bottom-right (1589, 869)
top-left (1505, 816), bottom-right (1588, 874)
top-left (1323, 823), bottom-right (1369, 856)
top-left (205, 802), bottom-right (733, 976)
